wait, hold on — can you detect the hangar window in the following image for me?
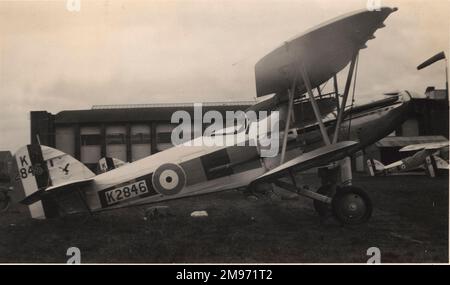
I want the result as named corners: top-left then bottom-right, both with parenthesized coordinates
top-left (81, 134), bottom-right (102, 146)
top-left (105, 126), bottom-right (126, 145)
top-left (157, 132), bottom-right (172, 144)
top-left (131, 125), bottom-right (151, 161)
top-left (106, 133), bottom-right (126, 145)
top-left (156, 123), bottom-right (176, 151)
top-left (106, 126), bottom-right (127, 162)
top-left (131, 133), bottom-right (151, 144)
top-left (80, 126), bottom-right (102, 164)
top-left (55, 127), bottom-right (75, 156)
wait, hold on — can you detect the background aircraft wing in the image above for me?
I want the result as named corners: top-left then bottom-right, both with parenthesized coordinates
top-left (252, 141), bottom-right (358, 184)
top-left (400, 141), bottom-right (449, 152)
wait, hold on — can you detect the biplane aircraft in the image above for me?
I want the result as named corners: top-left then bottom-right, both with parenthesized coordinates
top-left (367, 50), bottom-right (449, 178)
top-left (367, 141), bottom-right (449, 178)
top-left (6, 7), bottom-right (403, 225)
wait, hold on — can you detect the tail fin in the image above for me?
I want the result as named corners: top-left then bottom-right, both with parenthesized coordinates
top-left (367, 158), bottom-right (385, 176)
top-left (421, 153), bottom-right (448, 178)
top-left (97, 157), bottom-right (127, 173)
top-left (11, 144), bottom-right (95, 219)
top-left (433, 155), bottom-right (449, 178)
top-left (434, 155), bottom-right (449, 170)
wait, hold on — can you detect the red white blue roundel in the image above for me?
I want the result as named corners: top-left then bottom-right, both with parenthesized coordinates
top-left (152, 163), bottom-right (186, 195)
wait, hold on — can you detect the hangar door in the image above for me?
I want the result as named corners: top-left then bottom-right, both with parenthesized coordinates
top-left (106, 125), bottom-right (127, 162)
top-left (80, 126), bottom-right (101, 164)
top-left (55, 126), bottom-right (75, 157)
top-left (156, 123), bottom-right (175, 151)
top-left (131, 124), bottom-right (151, 161)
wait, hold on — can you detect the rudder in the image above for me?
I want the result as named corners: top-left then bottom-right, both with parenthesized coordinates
top-left (11, 144), bottom-right (95, 219)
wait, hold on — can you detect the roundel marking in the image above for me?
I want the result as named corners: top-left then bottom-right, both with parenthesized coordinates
top-left (152, 163), bottom-right (186, 195)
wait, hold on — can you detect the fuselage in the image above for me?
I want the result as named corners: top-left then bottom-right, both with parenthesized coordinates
top-left (295, 94), bottom-right (411, 153)
top-left (81, 93), bottom-right (413, 213)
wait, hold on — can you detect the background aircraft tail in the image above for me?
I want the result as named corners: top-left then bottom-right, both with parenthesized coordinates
top-left (367, 159), bottom-right (385, 176)
top-left (10, 144), bottom-right (95, 219)
top-left (97, 157), bottom-right (127, 173)
top-left (424, 154), bottom-right (449, 178)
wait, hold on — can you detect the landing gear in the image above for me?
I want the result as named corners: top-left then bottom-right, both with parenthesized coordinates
top-left (312, 185), bottom-right (372, 225)
top-left (313, 185), bottom-right (334, 218)
top-left (312, 159), bottom-right (372, 225)
top-left (331, 186), bottom-right (372, 225)
top-left (313, 167), bottom-right (338, 218)
top-left (271, 173), bottom-right (372, 225)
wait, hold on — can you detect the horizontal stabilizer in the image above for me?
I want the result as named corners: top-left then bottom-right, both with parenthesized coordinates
top-left (20, 178), bottom-right (93, 205)
top-left (253, 141), bottom-right (358, 183)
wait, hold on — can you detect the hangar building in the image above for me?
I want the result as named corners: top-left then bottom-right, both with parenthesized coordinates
top-left (30, 102), bottom-right (253, 171)
top-left (28, 88), bottom-right (448, 173)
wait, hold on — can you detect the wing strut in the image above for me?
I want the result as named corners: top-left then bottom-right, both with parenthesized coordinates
top-left (280, 78), bottom-right (297, 164)
top-left (300, 65), bottom-right (331, 145)
top-left (333, 74), bottom-right (340, 113)
top-left (332, 52), bottom-right (358, 144)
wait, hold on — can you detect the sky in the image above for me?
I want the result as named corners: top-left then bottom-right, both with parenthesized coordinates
top-left (0, 0), bottom-right (449, 152)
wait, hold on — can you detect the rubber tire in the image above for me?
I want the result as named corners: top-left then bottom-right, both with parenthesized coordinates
top-left (331, 186), bottom-right (372, 225)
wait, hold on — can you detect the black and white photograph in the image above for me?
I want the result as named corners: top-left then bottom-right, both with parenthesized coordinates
top-left (0, 0), bottom-right (448, 267)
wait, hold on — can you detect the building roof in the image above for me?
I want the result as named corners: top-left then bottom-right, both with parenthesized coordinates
top-left (55, 102), bottom-right (254, 124)
top-left (91, 101), bottom-right (256, 109)
top-left (375, 136), bottom-right (448, 148)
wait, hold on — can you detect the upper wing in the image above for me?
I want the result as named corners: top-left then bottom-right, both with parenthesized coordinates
top-left (400, 141), bottom-right (449, 152)
top-left (252, 141), bottom-right (358, 184)
top-left (245, 94), bottom-right (277, 112)
top-left (255, 7), bottom-right (397, 99)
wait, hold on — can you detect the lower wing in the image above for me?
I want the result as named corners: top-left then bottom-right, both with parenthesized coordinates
top-left (253, 141), bottom-right (358, 184)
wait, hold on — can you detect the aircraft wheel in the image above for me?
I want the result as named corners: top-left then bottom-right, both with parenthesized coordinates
top-left (0, 190), bottom-right (10, 212)
top-left (331, 186), bottom-right (372, 225)
top-left (313, 185), bottom-right (335, 218)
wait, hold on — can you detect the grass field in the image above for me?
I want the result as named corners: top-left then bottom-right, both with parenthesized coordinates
top-left (0, 174), bottom-right (448, 263)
